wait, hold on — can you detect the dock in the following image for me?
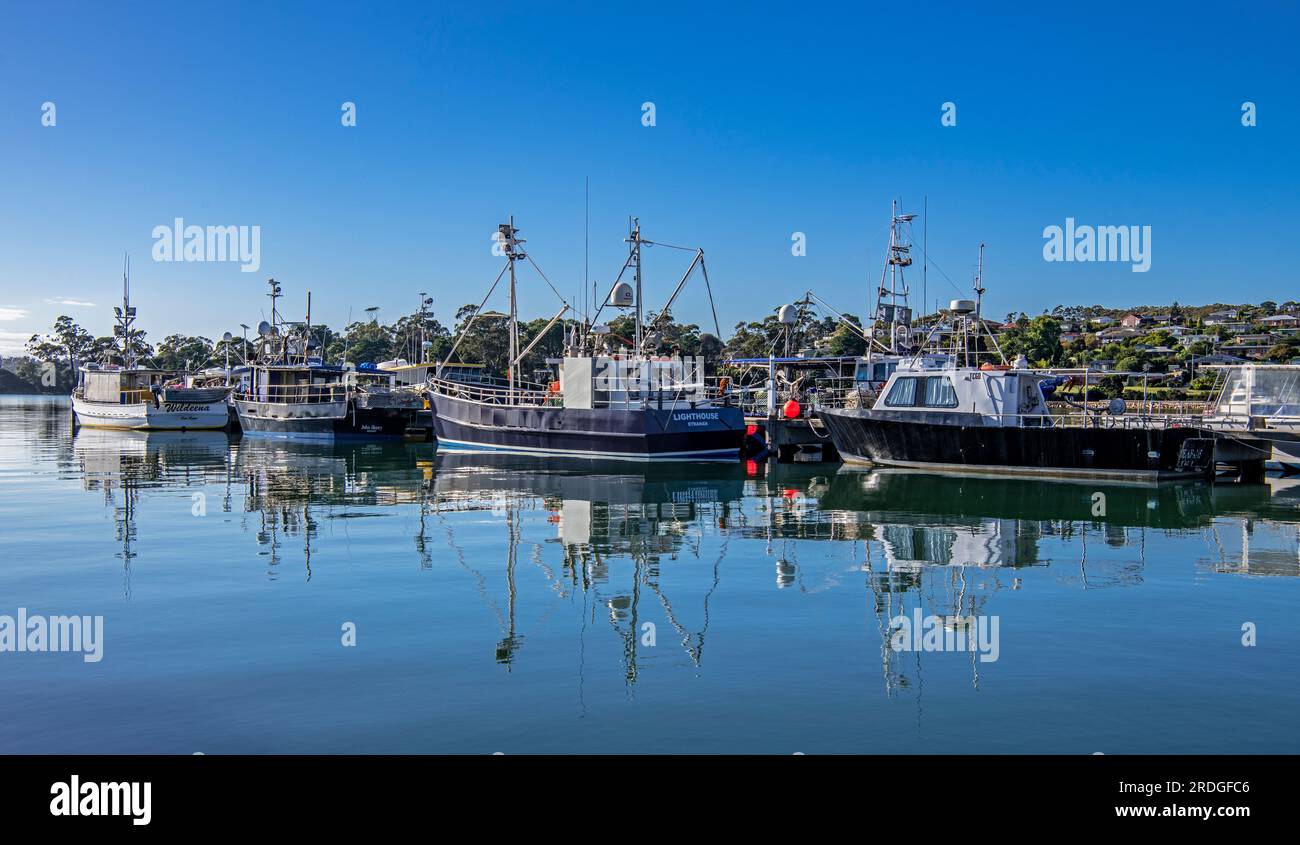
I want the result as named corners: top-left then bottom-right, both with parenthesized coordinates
top-left (746, 413), bottom-right (839, 463)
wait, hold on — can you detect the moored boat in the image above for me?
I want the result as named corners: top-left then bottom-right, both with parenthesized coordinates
top-left (819, 252), bottom-right (1221, 483)
top-left (232, 282), bottom-right (422, 440)
top-left (429, 217), bottom-right (744, 460)
top-left (72, 264), bottom-right (230, 431)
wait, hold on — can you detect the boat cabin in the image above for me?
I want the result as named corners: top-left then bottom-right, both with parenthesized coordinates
top-left (242, 364), bottom-right (348, 405)
top-left (559, 355), bottom-right (709, 409)
top-left (378, 360), bottom-right (487, 388)
top-left (1208, 364), bottom-right (1300, 425)
top-left (79, 366), bottom-right (174, 405)
top-left (872, 363), bottom-right (1052, 426)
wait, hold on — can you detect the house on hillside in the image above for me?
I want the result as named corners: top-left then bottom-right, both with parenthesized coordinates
top-left (1098, 327), bottom-right (1142, 344)
top-left (1218, 335), bottom-right (1278, 359)
top-left (1192, 353), bottom-right (1249, 366)
top-left (1259, 314), bottom-right (1300, 330)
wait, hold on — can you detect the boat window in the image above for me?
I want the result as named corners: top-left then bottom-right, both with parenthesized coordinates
top-left (883, 377), bottom-right (919, 407)
top-left (923, 376), bottom-right (958, 408)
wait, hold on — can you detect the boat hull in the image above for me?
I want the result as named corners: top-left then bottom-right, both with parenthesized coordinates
top-left (819, 408), bottom-right (1217, 482)
top-left (235, 399), bottom-right (413, 440)
top-left (431, 392), bottom-right (744, 460)
top-left (72, 395), bottom-right (230, 431)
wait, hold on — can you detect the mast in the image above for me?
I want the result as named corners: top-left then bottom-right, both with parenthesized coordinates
top-left (267, 278), bottom-right (281, 330)
top-left (922, 196), bottom-right (928, 330)
top-left (875, 201), bottom-right (915, 354)
top-left (115, 255), bottom-right (137, 368)
top-left (626, 217), bottom-right (643, 352)
top-left (968, 243), bottom-right (983, 366)
top-left (305, 291), bottom-right (312, 365)
top-left (418, 291), bottom-right (429, 364)
top-left (499, 217), bottom-right (526, 400)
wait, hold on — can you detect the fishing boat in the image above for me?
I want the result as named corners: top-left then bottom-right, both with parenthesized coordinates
top-left (72, 263), bottom-right (231, 431)
top-left (232, 282), bottom-right (423, 439)
top-left (429, 218), bottom-right (745, 459)
top-left (819, 248), bottom-right (1222, 483)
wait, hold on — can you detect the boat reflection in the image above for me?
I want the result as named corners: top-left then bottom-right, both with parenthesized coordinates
top-left (233, 437), bottom-right (435, 579)
top-left (66, 431), bottom-right (1300, 698)
top-left (433, 453), bottom-right (746, 681)
top-left (72, 428), bottom-right (232, 597)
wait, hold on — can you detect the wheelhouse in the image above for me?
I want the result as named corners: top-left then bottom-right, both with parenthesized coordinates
top-left (78, 366), bottom-right (174, 405)
top-left (871, 364), bottom-right (1052, 426)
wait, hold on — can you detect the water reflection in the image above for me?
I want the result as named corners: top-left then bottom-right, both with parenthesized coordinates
top-left (433, 454), bottom-right (746, 680)
top-left (53, 416), bottom-right (1300, 702)
top-left (71, 428), bottom-right (232, 597)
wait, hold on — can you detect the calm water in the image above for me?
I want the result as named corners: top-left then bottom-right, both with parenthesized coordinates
top-left (2, 395), bottom-right (1299, 754)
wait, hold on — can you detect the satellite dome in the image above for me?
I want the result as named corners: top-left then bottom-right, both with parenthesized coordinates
top-left (608, 282), bottom-right (635, 308)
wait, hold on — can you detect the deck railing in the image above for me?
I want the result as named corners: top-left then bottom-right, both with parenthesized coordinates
top-left (234, 384), bottom-right (348, 404)
top-left (429, 375), bottom-right (731, 410)
top-left (1016, 412), bottom-right (1207, 430)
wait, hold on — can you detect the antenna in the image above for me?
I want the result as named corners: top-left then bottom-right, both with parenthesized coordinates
top-left (584, 177), bottom-right (589, 324)
top-left (266, 278), bottom-right (281, 328)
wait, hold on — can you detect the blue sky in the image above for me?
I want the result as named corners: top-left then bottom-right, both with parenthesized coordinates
top-left (1, 1), bottom-right (1296, 354)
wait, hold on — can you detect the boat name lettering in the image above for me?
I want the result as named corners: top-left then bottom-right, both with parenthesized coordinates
top-left (671, 411), bottom-right (719, 428)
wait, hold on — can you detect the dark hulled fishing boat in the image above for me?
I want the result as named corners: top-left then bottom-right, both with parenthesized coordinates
top-left (429, 218), bottom-right (744, 460)
top-left (233, 282), bottom-right (423, 440)
top-left (234, 363), bottom-right (420, 439)
top-left (431, 370), bottom-right (744, 458)
top-left (819, 252), bottom-right (1220, 483)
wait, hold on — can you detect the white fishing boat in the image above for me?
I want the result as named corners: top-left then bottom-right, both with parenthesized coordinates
top-left (71, 263), bottom-right (231, 431)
